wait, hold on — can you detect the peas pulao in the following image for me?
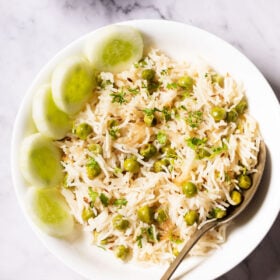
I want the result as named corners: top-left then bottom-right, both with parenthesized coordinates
top-left (59, 49), bottom-right (261, 264)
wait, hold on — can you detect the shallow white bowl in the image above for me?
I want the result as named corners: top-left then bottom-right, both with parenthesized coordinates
top-left (11, 20), bottom-right (280, 280)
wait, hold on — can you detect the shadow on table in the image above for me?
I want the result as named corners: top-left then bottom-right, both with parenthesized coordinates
top-left (217, 213), bottom-right (280, 280)
top-left (217, 77), bottom-right (280, 280)
top-left (268, 79), bottom-right (280, 102)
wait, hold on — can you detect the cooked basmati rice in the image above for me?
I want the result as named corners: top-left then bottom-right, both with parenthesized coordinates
top-left (58, 49), bottom-right (261, 264)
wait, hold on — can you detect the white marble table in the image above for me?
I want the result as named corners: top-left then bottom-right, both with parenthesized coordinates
top-left (1, 0), bottom-right (279, 279)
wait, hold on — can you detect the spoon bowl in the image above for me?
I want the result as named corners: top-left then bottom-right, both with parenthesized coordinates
top-left (161, 140), bottom-right (266, 280)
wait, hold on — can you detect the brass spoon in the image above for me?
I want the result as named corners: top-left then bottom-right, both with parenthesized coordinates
top-left (161, 141), bottom-right (266, 280)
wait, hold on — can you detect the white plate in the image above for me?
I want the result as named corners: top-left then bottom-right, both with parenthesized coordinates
top-left (11, 20), bottom-right (280, 280)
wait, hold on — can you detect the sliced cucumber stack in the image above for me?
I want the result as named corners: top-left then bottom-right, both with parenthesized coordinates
top-left (85, 25), bottom-right (143, 73)
top-left (52, 56), bottom-right (96, 115)
top-left (32, 85), bottom-right (72, 140)
top-left (20, 133), bottom-right (63, 188)
top-left (27, 187), bottom-right (74, 237)
top-left (20, 25), bottom-right (146, 238)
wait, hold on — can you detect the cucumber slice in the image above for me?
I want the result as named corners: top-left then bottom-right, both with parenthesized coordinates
top-left (27, 187), bottom-right (74, 237)
top-left (32, 85), bottom-right (72, 139)
top-left (20, 133), bottom-right (63, 188)
top-left (52, 57), bottom-right (96, 115)
top-left (85, 25), bottom-right (143, 73)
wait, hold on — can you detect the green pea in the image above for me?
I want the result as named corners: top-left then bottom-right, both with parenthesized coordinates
top-left (124, 156), bottom-right (140, 173)
top-left (137, 205), bottom-right (154, 224)
top-left (161, 146), bottom-right (177, 158)
top-left (88, 143), bottom-right (103, 155)
top-left (235, 99), bottom-right (247, 115)
top-left (212, 207), bottom-right (227, 219)
top-left (238, 174), bottom-right (252, 189)
top-left (184, 210), bottom-right (199, 226)
top-left (115, 245), bottom-right (130, 260)
top-left (177, 76), bottom-right (194, 91)
top-left (211, 74), bottom-right (224, 88)
top-left (144, 114), bottom-right (157, 126)
top-left (82, 207), bottom-right (95, 221)
top-left (72, 123), bottom-right (93, 140)
top-left (230, 190), bottom-right (243, 205)
top-left (196, 148), bottom-right (211, 159)
top-left (182, 182), bottom-right (198, 198)
top-left (155, 208), bottom-right (168, 223)
top-left (86, 157), bottom-right (101, 179)
top-left (226, 109), bottom-right (238, 123)
top-left (112, 214), bottom-right (130, 231)
top-left (153, 158), bottom-right (169, 172)
top-left (211, 107), bottom-right (227, 122)
top-left (140, 144), bottom-right (157, 160)
top-left (142, 69), bottom-right (155, 81)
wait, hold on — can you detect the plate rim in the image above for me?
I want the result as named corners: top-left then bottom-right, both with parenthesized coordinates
top-left (11, 19), bottom-right (280, 280)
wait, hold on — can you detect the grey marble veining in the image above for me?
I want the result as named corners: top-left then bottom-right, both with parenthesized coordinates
top-left (1, 0), bottom-right (279, 279)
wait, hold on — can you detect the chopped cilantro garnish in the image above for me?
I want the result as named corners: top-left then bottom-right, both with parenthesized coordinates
top-left (109, 128), bottom-right (119, 139)
top-left (162, 106), bottom-right (172, 121)
top-left (186, 111), bottom-right (203, 128)
top-left (100, 193), bottom-right (109, 206)
top-left (128, 87), bottom-right (140, 95)
top-left (179, 105), bottom-right (187, 111)
top-left (110, 90), bottom-right (127, 104)
top-left (139, 59), bottom-right (148, 67)
top-left (196, 148), bottom-right (211, 159)
top-left (113, 198), bottom-right (128, 207)
top-left (171, 107), bottom-right (180, 119)
top-left (161, 67), bottom-right (173, 75)
top-left (143, 108), bottom-right (160, 116)
top-left (186, 137), bottom-right (207, 150)
top-left (98, 78), bottom-right (113, 89)
top-left (108, 120), bottom-right (120, 139)
top-left (143, 107), bottom-right (171, 122)
top-left (211, 142), bottom-right (228, 156)
top-left (146, 226), bottom-right (156, 242)
top-left (136, 235), bottom-right (143, 248)
top-left (166, 82), bottom-right (178, 89)
top-left (157, 131), bottom-right (168, 145)
top-left (241, 165), bottom-right (248, 175)
top-left (134, 59), bottom-right (147, 68)
top-left (137, 226), bottom-right (159, 245)
top-left (88, 187), bottom-right (98, 204)
top-left (108, 119), bottom-right (118, 128)
top-left (224, 172), bottom-right (231, 182)
top-left (186, 137), bottom-right (227, 160)
top-left (141, 81), bottom-right (147, 89)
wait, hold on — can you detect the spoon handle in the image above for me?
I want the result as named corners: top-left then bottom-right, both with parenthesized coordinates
top-left (160, 220), bottom-right (218, 280)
